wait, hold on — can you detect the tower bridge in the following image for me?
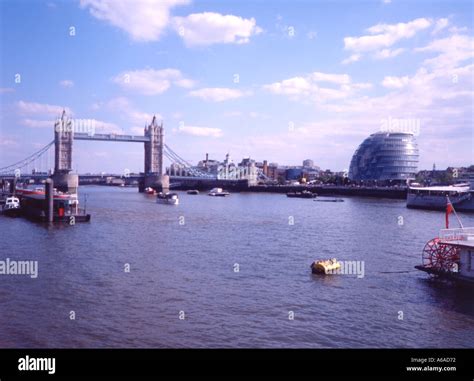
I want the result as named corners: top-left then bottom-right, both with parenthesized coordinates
top-left (0, 111), bottom-right (262, 192)
top-left (53, 111), bottom-right (165, 192)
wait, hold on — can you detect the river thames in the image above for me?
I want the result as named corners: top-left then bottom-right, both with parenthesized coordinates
top-left (1, 186), bottom-right (473, 348)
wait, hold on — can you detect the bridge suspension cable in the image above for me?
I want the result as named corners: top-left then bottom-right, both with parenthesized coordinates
top-left (164, 144), bottom-right (196, 169)
top-left (256, 168), bottom-right (271, 181)
top-left (0, 140), bottom-right (54, 175)
top-left (164, 144), bottom-right (214, 178)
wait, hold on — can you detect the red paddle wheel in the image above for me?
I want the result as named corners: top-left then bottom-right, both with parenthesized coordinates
top-left (422, 237), bottom-right (460, 272)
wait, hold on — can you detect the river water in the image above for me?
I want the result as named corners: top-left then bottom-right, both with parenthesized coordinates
top-left (1, 186), bottom-right (473, 348)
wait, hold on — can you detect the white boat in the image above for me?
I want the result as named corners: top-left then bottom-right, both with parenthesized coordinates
top-left (407, 183), bottom-right (474, 212)
top-left (157, 192), bottom-right (179, 205)
top-left (208, 188), bottom-right (230, 197)
top-left (2, 196), bottom-right (21, 217)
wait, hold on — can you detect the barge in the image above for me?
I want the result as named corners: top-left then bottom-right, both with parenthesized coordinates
top-left (15, 186), bottom-right (90, 223)
top-left (287, 190), bottom-right (317, 199)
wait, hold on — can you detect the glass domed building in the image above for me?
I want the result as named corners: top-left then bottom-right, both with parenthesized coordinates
top-left (348, 132), bottom-right (419, 182)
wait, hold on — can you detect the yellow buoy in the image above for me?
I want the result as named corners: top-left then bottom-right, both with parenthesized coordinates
top-left (311, 258), bottom-right (341, 274)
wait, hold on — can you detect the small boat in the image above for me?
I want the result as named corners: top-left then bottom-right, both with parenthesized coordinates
top-left (157, 192), bottom-right (179, 205)
top-left (187, 190), bottom-right (199, 195)
top-left (2, 196), bottom-right (21, 217)
top-left (145, 187), bottom-right (156, 195)
top-left (314, 197), bottom-right (344, 202)
top-left (208, 188), bottom-right (230, 197)
top-left (311, 258), bottom-right (341, 274)
top-left (287, 190), bottom-right (317, 198)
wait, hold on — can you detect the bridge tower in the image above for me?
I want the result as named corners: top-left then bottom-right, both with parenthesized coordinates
top-left (54, 110), bottom-right (73, 174)
top-left (52, 111), bottom-right (78, 193)
top-left (143, 116), bottom-right (169, 191)
top-left (144, 116), bottom-right (163, 175)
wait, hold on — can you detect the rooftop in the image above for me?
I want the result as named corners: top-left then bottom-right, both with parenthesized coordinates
top-left (409, 184), bottom-right (470, 192)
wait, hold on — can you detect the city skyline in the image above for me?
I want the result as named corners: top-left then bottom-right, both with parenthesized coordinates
top-left (0, 0), bottom-right (473, 174)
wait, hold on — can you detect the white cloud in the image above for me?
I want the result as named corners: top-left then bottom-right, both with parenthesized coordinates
top-left (19, 110), bottom-right (121, 134)
top-left (93, 120), bottom-right (123, 134)
top-left (223, 111), bottom-right (243, 117)
top-left (381, 76), bottom-right (410, 89)
top-left (103, 97), bottom-right (159, 128)
top-left (448, 26), bottom-right (468, 34)
top-left (112, 68), bottom-right (194, 95)
top-left (80, 0), bottom-right (189, 42)
top-left (173, 78), bottom-right (195, 88)
top-left (248, 111), bottom-right (270, 119)
top-left (178, 125), bottom-right (222, 137)
top-left (172, 12), bottom-right (262, 46)
top-left (59, 80), bottom-right (74, 88)
top-left (263, 71), bottom-right (371, 102)
top-left (254, 57), bottom-right (473, 169)
top-left (324, 62), bottom-right (473, 122)
top-left (415, 34), bottom-right (474, 70)
top-left (130, 126), bottom-right (145, 135)
top-left (223, 111), bottom-right (269, 119)
top-left (341, 54), bottom-right (361, 65)
top-left (21, 119), bottom-right (54, 128)
top-left (0, 138), bottom-right (17, 146)
top-left (91, 102), bottom-right (101, 111)
top-left (432, 18), bottom-right (449, 35)
top-left (264, 77), bottom-right (312, 96)
top-left (188, 87), bottom-right (249, 102)
top-left (16, 101), bottom-right (71, 117)
top-left (344, 18), bottom-right (432, 52)
top-left (373, 48), bottom-right (405, 59)
top-left (350, 82), bottom-right (373, 90)
top-left (261, 50), bottom-right (472, 167)
top-left (310, 72), bottom-right (351, 84)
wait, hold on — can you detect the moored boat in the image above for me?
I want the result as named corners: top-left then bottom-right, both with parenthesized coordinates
top-left (287, 190), bottom-right (317, 198)
top-left (2, 196), bottom-right (21, 217)
top-left (15, 186), bottom-right (90, 222)
top-left (157, 192), bottom-right (179, 205)
top-left (314, 197), bottom-right (344, 202)
top-left (208, 188), bottom-right (230, 197)
top-left (407, 183), bottom-right (474, 212)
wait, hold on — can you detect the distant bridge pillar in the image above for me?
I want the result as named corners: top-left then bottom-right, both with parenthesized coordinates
top-left (143, 116), bottom-right (168, 191)
top-left (52, 111), bottom-right (78, 193)
top-left (144, 116), bottom-right (163, 176)
top-left (54, 110), bottom-right (73, 174)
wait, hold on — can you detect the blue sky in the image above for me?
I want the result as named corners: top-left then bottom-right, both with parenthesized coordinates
top-left (0, 0), bottom-right (473, 174)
